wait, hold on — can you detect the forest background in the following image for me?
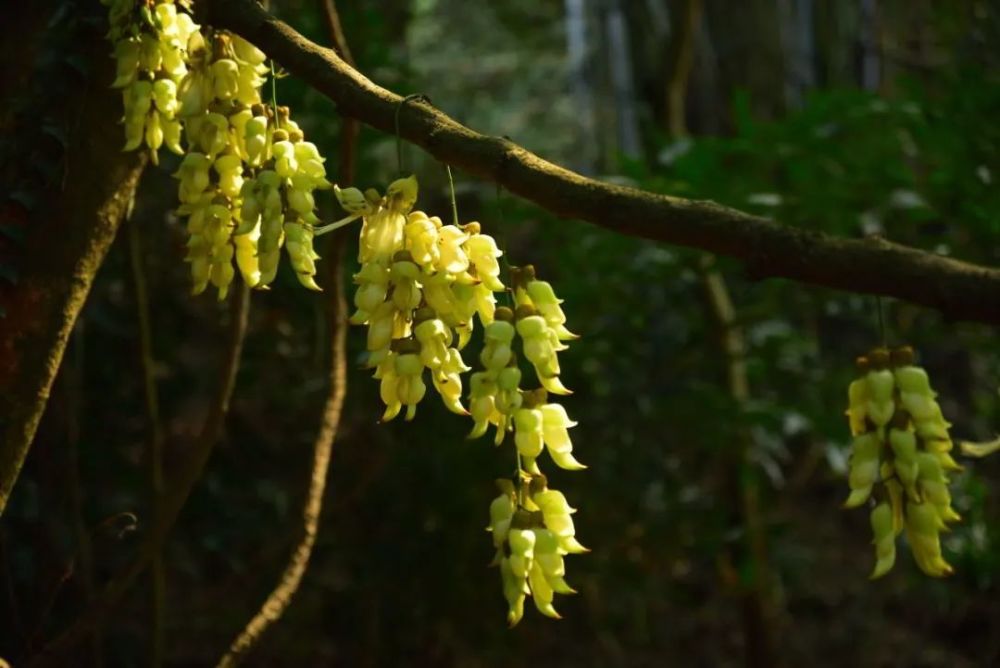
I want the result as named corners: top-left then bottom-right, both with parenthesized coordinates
top-left (2, 0), bottom-right (999, 666)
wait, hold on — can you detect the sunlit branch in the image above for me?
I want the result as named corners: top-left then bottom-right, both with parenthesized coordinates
top-left (201, 0), bottom-right (1000, 326)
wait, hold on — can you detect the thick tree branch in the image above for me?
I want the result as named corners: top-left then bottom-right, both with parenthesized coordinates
top-left (201, 0), bottom-right (1000, 325)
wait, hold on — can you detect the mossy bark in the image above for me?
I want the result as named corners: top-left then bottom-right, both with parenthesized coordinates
top-left (204, 0), bottom-right (1000, 325)
top-left (0, 1), bottom-right (146, 514)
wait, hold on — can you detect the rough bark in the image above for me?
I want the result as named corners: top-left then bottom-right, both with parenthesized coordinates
top-left (0, 2), bottom-right (146, 515)
top-left (200, 0), bottom-right (1000, 326)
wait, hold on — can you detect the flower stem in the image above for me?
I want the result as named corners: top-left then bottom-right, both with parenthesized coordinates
top-left (313, 212), bottom-right (362, 236)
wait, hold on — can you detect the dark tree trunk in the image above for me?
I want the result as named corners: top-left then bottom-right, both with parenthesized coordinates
top-left (0, 0), bottom-right (145, 514)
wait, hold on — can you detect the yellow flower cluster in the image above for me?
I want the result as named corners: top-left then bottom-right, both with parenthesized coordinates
top-left (104, 0), bottom-right (329, 299)
top-left (106, 4), bottom-right (588, 626)
top-left (844, 346), bottom-right (961, 578)
top-left (480, 267), bottom-right (583, 623)
top-left (488, 475), bottom-right (586, 625)
top-left (103, 0), bottom-right (198, 164)
top-left (338, 175), bottom-right (496, 420)
top-left (468, 268), bottom-right (576, 444)
top-left (336, 176), bottom-right (585, 623)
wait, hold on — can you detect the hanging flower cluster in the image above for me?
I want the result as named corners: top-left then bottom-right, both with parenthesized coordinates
top-left (335, 177), bottom-right (585, 624)
top-left (106, 1), bottom-right (586, 627)
top-left (105, 0), bottom-right (327, 299)
top-left (103, 0), bottom-right (198, 164)
top-left (844, 346), bottom-right (961, 578)
top-left (488, 475), bottom-right (585, 624)
top-left (334, 176), bottom-right (477, 419)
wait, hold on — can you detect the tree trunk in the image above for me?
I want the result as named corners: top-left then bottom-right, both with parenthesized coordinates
top-left (813, 0), bottom-right (861, 87)
top-left (0, 0), bottom-right (145, 515)
top-left (781, 0), bottom-right (816, 109)
top-left (705, 0), bottom-right (788, 122)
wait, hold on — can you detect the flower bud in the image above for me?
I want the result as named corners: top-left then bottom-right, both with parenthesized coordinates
top-left (488, 493), bottom-right (515, 548)
top-left (843, 432), bottom-right (880, 508)
top-left (283, 222), bottom-right (322, 291)
top-left (232, 35), bottom-right (267, 65)
top-left (514, 408), bottom-right (544, 459)
top-left (162, 117), bottom-right (183, 154)
top-left (889, 428), bottom-right (919, 492)
top-left (845, 378), bottom-right (869, 436)
top-left (869, 502), bottom-right (896, 579)
top-left (197, 113), bottom-right (229, 156)
top-left (508, 528), bottom-right (536, 578)
top-left (112, 39), bottom-right (140, 88)
top-left (214, 154), bottom-right (244, 198)
top-left (437, 225), bottom-right (470, 274)
top-left (152, 78), bottom-right (178, 115)
top-left (272, 140), bottom-right (297, 177)
top-left (905, 501), bottom-right (953, 577)
top-left (497, 367), bottom-right (522, 392)
top-left (387, 175), bottom-right (418, 213)
top-left (865, 368), bottom-right (895, 428)
top-left (295, 141), bottom-right (326, 179)
top-left (139, 33), bottom-right (163, 72)
top-left (211, 58), bottom-right (240, 100)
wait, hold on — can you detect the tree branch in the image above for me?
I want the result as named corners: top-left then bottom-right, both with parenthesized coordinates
top-left (201, 0), bottom-right (1000, 326)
